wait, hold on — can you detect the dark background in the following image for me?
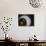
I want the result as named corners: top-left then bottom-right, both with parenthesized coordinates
top-left (18, 14), bottom-right (34, 26)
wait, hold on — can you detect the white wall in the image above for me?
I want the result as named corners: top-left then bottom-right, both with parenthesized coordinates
top-left (44, 15), bottom-right (46, 40)
top-left (0, 0), bottom-right (46, 40)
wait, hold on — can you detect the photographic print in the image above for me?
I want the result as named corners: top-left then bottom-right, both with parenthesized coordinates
top-left (18, 14), bottom-right (34, 26)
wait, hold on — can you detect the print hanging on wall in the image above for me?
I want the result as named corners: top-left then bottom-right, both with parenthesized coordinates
top-left (18, 14), bottom-right (34, 26)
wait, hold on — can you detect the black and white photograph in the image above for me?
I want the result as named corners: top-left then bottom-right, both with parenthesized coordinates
top-left (18, 14), bottom-right (34, 26)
